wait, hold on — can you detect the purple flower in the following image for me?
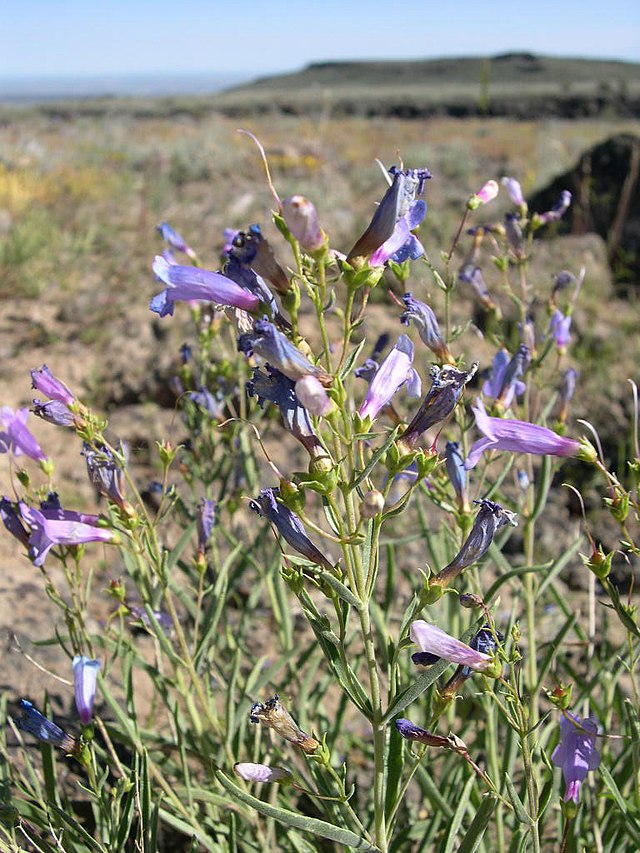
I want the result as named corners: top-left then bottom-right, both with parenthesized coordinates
top-left (282, 195), bottom-right (325, 252)
top-left (444, 441), bottom-right (468, 511)
top-left (250, 488), bottom-right (334, 572)
top-left (501, 176), bottom-right (525, 207)
top-left (196, 498), bottom-right (216, 553)
top-left (347, 166), bottom-right (431, 263)
top-left (156, 221), bottom-right (196, 260)
top-left (398, 363), bottom-right (477, 451)
top-left (247, 366), bottom-right (326, 459)
top-left (482, 346), bottom-right (528, 409)
top-left (150, 255), bottom-right (259, 317)
top-left (32, 399), bottom-right (76, 428)
top-left (72, 655), bottom-right (100, 725)
top-left (30, 366), bottom-right (75, 406)
top-left (238, 318), bottom-right (329, 385)
top-left (535, 190), bottom-right (572, 225)
top-left (559, 368), bottom-right (578, 424)
top-left (458, 265), bottom-right (497, 311)
top-left (410, 620), bottom-right (492, 672)
top-left (226, 225), bottom-right (290, 296)
top-left (550, 309), bottom-right (572, 350)
top-left (19, 502), bottom-right (114, 567)
top-left (234, 762), bottom-right (292, 784)
top-left (128, 606), bottom-right (173, 633)
top-left (0, 407), bottom-right (47, 462)
top-left (0, 497), bottom-right (30, 547)
top-left (83, 443), bottom-right (129, 511)
top-left (465, 398), bottom-right (581, 469)
top-left (467, 180), bottom-right (499, 210)
top-left (441, 626), bottom-right (504, 696)
top-left (189, 386), bottom-right (224, 419)
top-left (395, 719), bottom-right (457, 747)
top-left (369, 200), bottom-right (426, 266)
top-left (504, 213), bottom-right (525, 257)
top-left (16, 699), bottom-right (76, 753)
top-left (295, 375), bottom-right (333, 417)
top-left (400, 293), bottom-right (452, 363)
top-left (434, 499), bottom-right (517, 587)
top-left (552, 713), bottom-right (600, 803)
top-left (358, 335), bottom-right (421, 421)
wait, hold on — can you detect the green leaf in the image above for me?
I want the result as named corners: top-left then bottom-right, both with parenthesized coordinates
top-left (214, 770), bottom-right (380, 850)
top-left (504, 773), bottom-right (532, 826)
top-left (443, 774), bottom-right (475, 853)
top-left (166, 520), bottom-right (197, 571)
top-left (339, 339), bottom-right (367, 380)
top-left (349, 428), bottom-right (400, 490)
top-left (457, 794), bottom-right (497, 853)
top-left (383, 658), bottom-right (450, 722)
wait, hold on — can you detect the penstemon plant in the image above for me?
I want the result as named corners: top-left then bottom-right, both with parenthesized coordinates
top-left (1, 133), bottom-right (640, 853)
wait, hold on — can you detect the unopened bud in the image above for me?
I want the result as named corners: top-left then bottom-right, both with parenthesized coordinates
top-left (282, 195), bottom-right (325, 252)
top-left (361, 489), bottom-right (384, 518)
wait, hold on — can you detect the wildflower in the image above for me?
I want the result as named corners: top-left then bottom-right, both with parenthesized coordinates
top-left (234, 762), bottom-right (292, 784)
top-left (444, 441), bottom-right (468, 512)
top-left (504, 213), bottom-right (525, 257)
top-left (467, 180), bottom-right (499, 210)
top-left (410, 620), bottom-right (493, 672)
top-left (361, 489), bottom-right (385, 518)
top-left (550, 309), bottom-right (572, 351)
top-left (535, 190), bottom-right (572, 225)
top-left (400, 293), bottom-right (453, 363)
top-left (189, 386), bottom-right (224, 419)
top-left (369, 199), bottom-right (426, 266)
top-left (249, 694), bottom-right (320, 754)
top-left (249, 488), bottom-right (334, 571)
top-left (441, 626), bottom-right (504, 697)
top-left (552, 270), bottom-right (576, 305)
top-left (395, 719), bottom-right (458, 747)
top-left (72, 656), bottom-right (100, 725)
top-left (0, 407), bottom-right (47, 463)
top-left (433, 500), bottom-right (517, 588)
top-left (196, 498), bottom-right (216, 554)
top-left (398, 363), bottom-right (477, 452)
top-left (223, 255), bottom-right (283, 325)
top-left (18, 502), bottom-right (114, 567)
top-left (156, 221), bottom-right (196, 260)
top-left (501, 176), bottom-right (525, 207)
top-left (150, 255), bottom-right (259, 317)
top-left (552, 713), bottom-right (600, 803)
top-left (15, 699), bottom-right (76, 753)
top-left (465, 398), bottom-right (581, 469)
top-left (520, 317), bottom-right (536, 354)
top-left (482, 346), bottom-right (528, 409)
top-left (458, 265), bottom-right (497, 311)
top-left (282, 195), bottom-right (325, 252)
top-left (32, 399), bottom-right (76, 428)
top-left (247, 366), bottom-right (326, 459)
top-left (558, 368), bottom-right (578, 425)
top-left (238, 318), bottom-right (330, 385)
top-left (83, 443), bottom-right (130, 512)
top-left (294, 375), bottom-right (333, 417)
top-left (359, 335), bottom-right (421, 421)
top-left (128, 606), bottom-right (173, 633)
top-left (30, 366), bottom-right (75, 406)
top-left (226, 224), bottom-right (290, 295)
top-left (347, 166), bottom-right (431, 263)
top-left (0, 497), bottom-right (30, 547)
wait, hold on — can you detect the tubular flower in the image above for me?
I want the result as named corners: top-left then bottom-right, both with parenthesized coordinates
top-left (196, 499), bottom-right (216, 554)
top-left (444, 441), bottom-right (469, 512)
top-left (398, 363), bottom-right (477, 451)
top-left (234, 762), bottom-right (292, 784)
top-left (441, 626), bottom-right (504, 697)
top-left (465, 398), bottom-right (581, 469)
top-left (226, 224), bottom-right (290, 295)
top-left (369, 199), bottom-right (426, 266)
top-left (83, 443), bottom-right (131, 513)
top-left (238, 318), bottom-right (330, 385)
top-left (550, 309), bottom-right (572, 350)
top-left (534, 190), bottom-right (572, 225)
top-left (249, 488), bottom-right (334, 571)
top-left (18, 502), bottom-right (114, 567)
top-left (552, 713), bottom-right (600, 803)
top-left (30, 366), bottom-right (75, 406)
top-left (347, 166), bottom-right (431, 263)
top-left (72, 656), bottom-right (100, 725)
top-left (32, 400), bottom-right (76, 428)
top-left (282, 195), bottom-right (325, 252)
top-left (156, 221), bottom-right (196, 260)
top-left (458, 265), bottom-right (497, 311)
top-left (558, 368), bottom-right (578, 425)
top-left (0, 497), bottom-right (30, 547)
top-left (395, 719), bottom-right (461, 748)
top-left (467, 180), bottom-right (499, 210)
top-left (410, 620), bottom-right (493, 672)
top-left (294, 375), bottom-right (333, 417)
top-left (150, 255), bottom-right (259, 317)
top-left (400, 293), bottom-right (453, 363)
top-left (0, 407), bottom-right (47, 463)
top-left (359, 335), bottom-right (421, 422)
top-left (249, 694), bottom-right (319, 754)
top-left (16, 699), bottom-right (76, 753)
top-left (482, 346), bottom-right (528, 409)
top-left (501, 176), bottom-right (525, 207)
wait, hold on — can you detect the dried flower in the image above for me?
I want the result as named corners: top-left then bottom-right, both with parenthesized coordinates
top-left (395, 719), bottom-right (458, 747)
top-left (72, 656), bottom-right (100, 725)
top-left (249, 694), bottom-right (319, 754)
top-left (552, 713), bottom-right (600, 803)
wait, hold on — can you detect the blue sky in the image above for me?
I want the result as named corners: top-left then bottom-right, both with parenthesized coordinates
top-left (3, 0), bottom-right (639, 78)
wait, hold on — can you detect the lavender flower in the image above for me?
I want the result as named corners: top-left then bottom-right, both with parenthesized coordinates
top-left (250, 488), bottom-right (334, 571)
top-left (441, 626), bottom-right (504, 697)
top-left (128, 606), bottom-right (173, 633)
top-left (369, 199), bottom-right (426, 266)
top-left (559, 367), bottom-right (578, 424)
top-left (347, 166), bottom-right (431, 263)
top-left (395, 719), bottom-right (456, 747)
top-left (72, 656), bottom-right (100, 725)
top-left (482, 346), bottom-right (528, 409)
top-left (400, 293), bottom-right (452, 363)
top-left (189, 386), bottom-right (224, 419)
top-left (247, 366), bottom-right (326, 458)
top-left (444, 441), bottom-right (468, 512)
top-left (32, 399), bottom-right (76, 428)
top-left (19, 502), bottom-right (114, 567)
top-left (467, 180), bottom-right (499, 210)
top-left (501, 176), bottom-right (525, 207)
top-left (16, 699), bottom-right (76, 753)
top-left (465, 398), bottom-right (580, 469)
top-left (398, 363), bottom-right (477, 451)
top-left (295, 375), bottom-right (333, 417)
top-left (156, 221), bottom-right (195, 259)
top-left (458, 265), bottom-right (497, 311)
top-left (226, 225), bottom-right (290, 296)
top-left (196, 498), bottom-right (216, 553)
top-left (550, 309), bottom-right (572, 350)
top-left (30, 366), bottom-right (75, 406)
top-left (238, 318), bottom-right (330, 385)
top-left (552, 713), bottom-right (600, 803)
top-left (282, 195), bottom-right (325, 252)
top-left (359, 335), bottom-right (420, 421)
top-left (150, 255), bottom-right (259, 317)
top-left (410, 620), bottom-right (493, 672)
top-left (504, 213), bottom-right (525, 257)
top-left (249, 694), bottom-right (319, 754)
top-left (535, 190), bottom-right (572, 225)
top-left (434, 500), bottom-right (517, 588)
top-left (234, 762), bottom-right (292, 784)
top-left (0, 407), bottom-right (47, 463)
top-left (0, 497), bottom-right (30, 547)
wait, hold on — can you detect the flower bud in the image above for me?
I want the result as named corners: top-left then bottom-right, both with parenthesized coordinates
top-left (72, 656), bottom-right (100, 725)
top-left (295, 375), bottom-right (334, 417)
top-left (282, 195), bottom-right (325, 252)
top-left (361, 489), bottom-right (384, 519)
top-left (234, 762), bottom-right (292, 784)
top-left (467, 180), bottom-right (499, 210)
